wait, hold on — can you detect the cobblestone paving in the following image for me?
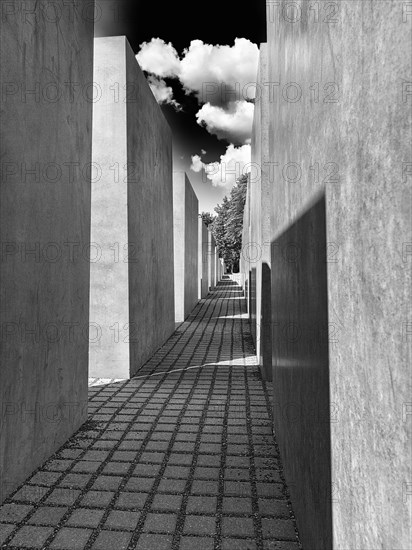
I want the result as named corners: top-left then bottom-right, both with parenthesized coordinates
top-left (0, 279), bottom-right (301, 550)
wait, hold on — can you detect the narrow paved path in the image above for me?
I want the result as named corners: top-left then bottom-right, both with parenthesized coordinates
top-left (0, 279), bottom-right (301, 550)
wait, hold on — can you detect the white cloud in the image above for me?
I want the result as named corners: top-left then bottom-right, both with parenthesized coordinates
top-left (136, 38), bottom-right (259, 103)
top-left (146, 75), bottom-right (181, 110)
top-left (136, 38), bottom-right (258, 142)
top-left (136, 38), bottom-right (180, 78)
top-left (179, 38), bottom-right (259, 104)
top-left (196, 100), bottom-right (254, 144)
top-left (191, 144), bottom-right (251, 189)
top-left (190, 154), bottom-right (204, 173)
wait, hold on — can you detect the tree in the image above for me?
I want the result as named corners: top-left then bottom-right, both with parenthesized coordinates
top-left (213, 196), bottom-right (231, 268)
top-left (199, 211), bottom-right (214, 227)
top-left (211, 174), bottom-right (248, 273)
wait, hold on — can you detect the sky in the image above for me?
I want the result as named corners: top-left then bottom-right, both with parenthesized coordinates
top-left (95, 0), bottom-right (267, 213)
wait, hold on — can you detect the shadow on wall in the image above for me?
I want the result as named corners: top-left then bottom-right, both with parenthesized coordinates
top-left (271, 194), bottom-right (333, 550)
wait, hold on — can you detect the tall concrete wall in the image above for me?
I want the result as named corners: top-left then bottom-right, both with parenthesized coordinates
top-left (250, 44), bottom-right (272, 381)
top-left (213, 246), bottom-right (218, 286)
top-left (199, 220), bottom-right (209, 298)
top-left (217, 257), bottom-right (222, 283)
top-left (0, 1), bottom-right (94, 503)
top-left (241, 180), bottom-right (252, 316)
top-left (90, 36), bottom-right (175, 378)
top-left (173, 172), bottom-right (199, 322)
top-left (208, 231), bottom-right (217, 290)
top-left (266, 1), bottom-right (411, 549)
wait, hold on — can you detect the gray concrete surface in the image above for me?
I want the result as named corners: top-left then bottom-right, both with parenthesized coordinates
top-left (199, 220), bottom-right (209, 299)
top-left (250, 44), bottom-right (272, 382)
top-left (208, 232), bottom-right (217, 290)
top-left (241, 181), bottom-right (251, 317)
top-left (173, 172), bottom-right (199, 322)
top-left (90, 36), bottom-right (175, 378)
top-left (0, 0), bottom-right (94, 503)
top-left (266, 1), bottom-right (412, 548)
top-left (272, 196), bottom-right (333, 549)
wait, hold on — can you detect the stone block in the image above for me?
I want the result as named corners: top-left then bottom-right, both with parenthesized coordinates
top-left (199, 220), bottom-right (209, 299)
top-left (173, 172), bottom-right (199, 322)
top-left (250, 44), bottom-right (272, 381)
top-left (0, 0), bottom-right (94, 503)
top-left (208, 231), bottom-right (216, 290)
top-left (89, 36), bottom-right (175, 378)
top-left (266, 1), bottom-right (411, 548)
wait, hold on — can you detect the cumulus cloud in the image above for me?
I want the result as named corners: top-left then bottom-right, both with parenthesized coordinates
top-left (190, 154), bottom-right (204, 173)
top-left (191, 144), bottom-right (251, 188)
top-left (196, 100), bottom-right (254, 144)
top-left (147, 75), bottom-right (181, 110)
top-left (136, 38), bottom-right (259, 143)
top-left (136, 38), bottom-right (180, 78)
top-left (179, 38), bottom-right (259, 104)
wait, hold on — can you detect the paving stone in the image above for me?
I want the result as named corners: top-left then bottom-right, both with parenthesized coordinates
top-left (45, 459), bottom-right (73, 472)
top-left (258, 498), bottom-right (291, 518)
top-left (163, 465), bottom-right (190, 479)
top-left (110, 452), bottom-right (137, 465)
top-left (183, 515), bottom-right (217, 535)
top-left (91, 530), bottom-right (132, 549)
top-left (28, 472), bottom-right (61, 486)
top-left (116, 492), bottom-right (148, 510)
top-left (222, 516), bottom-right (255, 538)
top-left (196, 454), bottom-right (221, 467)
top-left (186, 496), bottom-right (217, 515)
top-left (66, 508), bottom-right (105, 528)
top-left (72, 461), bottom-right (101, 474)
top-left (221, 538), bottom-right (257, 549)
top-left (60, 473), bottom-right (93, 489)
top-left (223, 481), bottom-right (252, 497)
top-left (262, 542), bottom-right (300, 550)
top-left (91, 475), bottom-right (123, 491)
top-left (140, 452), bottom-right (165, 464)
top-left (12, 485), bottom-right (49, 503)
top-left (255, 470), bottom-right (282, 483)
top-left (151, 494), bottom-right (183, 512)
top-left (0, 503), bottom-right (33, 523)
top-left (118, 440), bottom-right (143, 451)
top-left (143, 512), bottom-right (177, 533)
top-left (82, 450), bottom-right (110, 462)
top-left (224, 468), bottom-right (250, 481)
top-left (27, 506), bottom-right (68, 525)
top-left (9, 525), bottom-right (54, 548)
top-left (145, 441), bottom-right (170, 451)
top-left (167, 453), bottom-right (193, 466)
top-left (0, 523), bottom-right (14, 545)
top-left (80, 490), bottom-right (115, 508)
top-left (104, 510), bottom-right (140, 530)
top-left (261, 518), bottom-right (297, 539)
top-left (133, 464), bottom-right (162, 477)
top-left (124, 477), bottom-right (155, 493)
top-left (222, 496), bottom-right (253, 515)
top-left (198, 443), bottom-right (221, 454)
top-left (135, 533), bottom-right (173, 550)
top-left (180, 536), bottom-right (215, 550)
top-left (158, 479), bottom-right (187, 493)
top-left (191, 480), bottom-right (219, 495)
top-left (194, 467), bottom-right (220, 480)
top-left (102, 461), bottom-right (131, 475)
top-left (256, 483), bottom-right (284, 499)
top-left (50, 527), bottom-right (93, 549)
